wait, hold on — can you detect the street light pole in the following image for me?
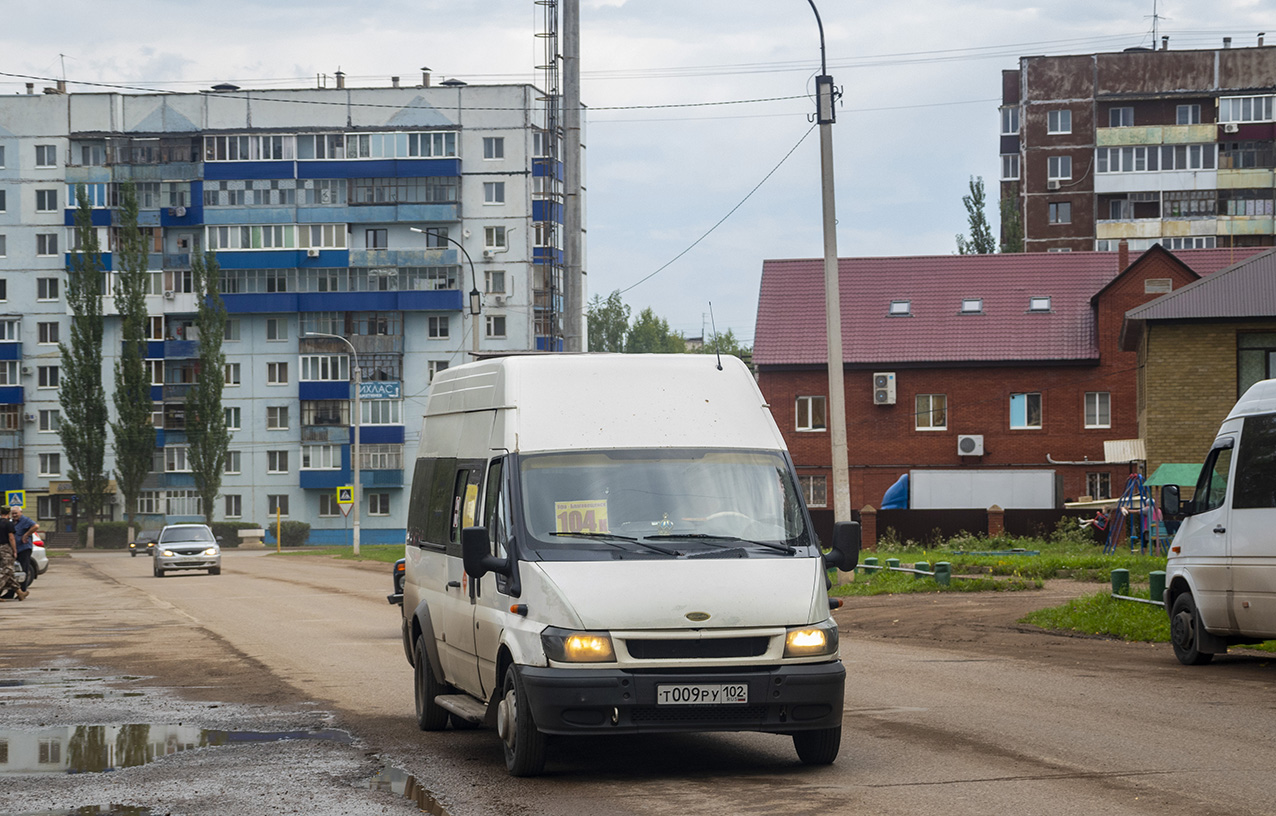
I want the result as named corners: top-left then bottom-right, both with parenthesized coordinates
top-left (410, 227), bottom-right (482, 356)
top-left (807, 0), bottom-right (851, 525)
top-left (304, 331), bottom-right (361, 555)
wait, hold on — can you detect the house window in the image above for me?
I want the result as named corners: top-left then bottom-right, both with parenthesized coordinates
top-left (300, 354), bottom-right (348, 381)
top-left (1219, 95), bottom-right (1275, 124)
top-left (361, 399), bottom-right (403, 425)
top-left (484, 226), bottom-right (507, 249)
top-left (960, 299), bottom-right (983, 314)
top-left (799, 475), bottom-right (827, 508)
top-left (1000, 106), bottom-right (1019, 135)
top-left (267, 361), bottom-right (288, 385)
top-left (1238, 333), bottom-right (1276, 395)
top-left (1177, 104), bottom-right (1202, 125)
top-left (483, 137), bottom-right (504, 160)
top-left (267, 406), bottom-right (289, 429)
top-left (224, 494), bottom-right (242, 518)
top-left (266, 317), bottom-right (287, 341)
top-left (428, 360), bottom-right (449, 383)
top-left (1085, 392), bottom-right (1111, 429)
top-left (796, 395), bottom-right (827, 432)
top-left (1001, 154), bottom-right (1020, 181)
top-left (37, 278), bottom-right (59, 300)
top-left (224, 406), bottom-right (241, 430)
top-left (1047, 110), bottom-right (1071, 134)
top-left (0, 190), bottom-right (5, 212)
top-left (268, 494), bottom-right (290, 516)
top-left (1109, 107), bottom-right (1134, 127)
top-left (915, 394), bottom-right (947, 430)
top-left (267, 450), bottom-right (289, 473)
top-left (365, 229), bottom-right (387, 249)
top-left (224, 318), bottom-right (241, 341)
top-left (38, 738), bottom-right (61, 764)
top-left (319, 493), bottom-right (341, 517)
top-left (37, 322), bottom-right (59, 344)
top-left (37, 366), bottom-right (59, 389)
top-left (485, 269), bottom-right (506, 294)
top-left (1010, 392), bottom-right (1042, 429)
top-left (428, 316), bottom-right (449, 338)
top-left (485, 315), bottom-right (506, 338)
top-left (224, 450), bottom-right (241, 474)
top-left (1048, 202), bottom-right (1071, 224)
top-left (35, 189), bottom-right (57, 212)
top-left (0, 362), bottom-right (16, 385)
top-left (1029, 297), bottom-right (1052, 312)
top-left (0, 235), bottom-right (5, 257)
top-left (39, 453), bottom-right (60, 477)
top-left (35, 145), bottom-right (57, 167)
top-left (1086, 472), bottom-right (1112, 500)
top-left (483, 182), bottom-right (505, 204)
top-left (165, 446), bottom-right (191, 472)
top-left (302, 444), bottom-right (340, 470)
top-left (888, 300), bottom-right (911, 316)
top-left (369, 492), bottom-right (391, 516)
top-left (1047, 156), bottom-right (1072, 180)
top-left (224, 362), bottom-right (241, 385)
top-left (39, 410), bottom-right (60, 432)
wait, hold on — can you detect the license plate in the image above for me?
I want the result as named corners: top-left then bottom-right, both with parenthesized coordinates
top-left (656, 683), bottom-right (748, 706)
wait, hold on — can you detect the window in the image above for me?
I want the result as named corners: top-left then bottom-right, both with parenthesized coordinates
top-left (1000, 106), bottom-right (1019, 135)
top-left (361, 399), bottom-right (403, 425)
top-left (39, 453), bottom-right (60, 477)
top-left (224, 318), bottom-right (241, 341)
top-left (224, 450), bottom-right (241, 474)
top-left (147, 360), bottom-right (164, 385)
top-left (1029, 296), bottom-right (1052, 312)
top-left (428, 360), bottom-right (449, 383)
top-left (1234, 414), bottom-right (1276, 509)
top-left (796, 395), bottom-right (826, 432)
top-left (0, 190), bottom-right (5, 212)
top-left (1086, 472), bottom-right (1112, 501)
top-left (38, 738), bottom-right (61, 764)
top-left (267, 406), bottom-right (289, 429)
top-left (1048, 110), bottom-right (1071, 134)
top-left (361, 443), bottom-right (403, 470)
top-left (799, 475), bottom-right (827, 508)
top-left (1001, 154), bottom-right (1020, 181)
top-left (302, 400), bottom-right (348, 426)
top-left (37, 322), bottom-right (59, 344)
top-left (1220, 95), bottom-right (1275, 124)
top-left (300, 354), bottom-right (348, 381)
top-left (1194, 444), bottom-right (1233, 514)
top-left (485, 269), bottom-right (506, 294)
top-left (367, 492), bottom-right (390, 516)
top-left (0, 320), bottom-right (16, 341)
top-left (1047, 156), bottom-right (1072, 180)
top-left (35, 144), bottom-right (57, 167)
top-left (1048, 202), bottom-right (1071, 224)
top-left (1177, 104), bottom-right (1202, 125)
top-left (484, 182), bottom-right (505, 204)
top-left (319, 493), bottom-right (341, 517)
top-left (1084, 392), bottom-right (1111, 429)
top-left (224, 363), bottom-right (240, 385)
top-left (164, 446), bottom-right (190, 472)
top-left (267, 450), bottom-right (289, 473)
top-left (483, 136), bottom-right (505, 160)
top-left (35, 189), bottom-right (57, 212)
top-left (485, 314), bottom-right (506, 338)
top-left (484, 226), bottom-right (507, 249)
top-left (417, 226), bottom-right (451, 248)
top-left (266, 317), bottom-right (287, 341)
top-left (0, 145), bottom-right (4, 167)
top-left (1109, 107), bottom-right (1134, 127)
top-left (37, 366), bottom-right (59, 389)
top-left (37, 278), bottom-right (59, 300)
top-left (302, 444), bottom-right (340, 470)
top-left (0, 362), bottom-right (16, 385)
top-left (365, 228), bottom-right (388, 249)
top-left (0, 235), bottom-right (5, 257)
top-left (428, 316), bottom-right (449, 338)
top-left (224, 406), bottom-right (241, 430)
top-left (267, 361), bottom-right (288, 385)
top-left (1165, 190), bottom-right (1215, 217)
top-left (1238, 333), bottom-right (1276, 395)
top-left (915, 394), bottom-right (947, 430)
top-left (960, 299), bottom-right (983, 314)
top-left (268, 494), bottom-right (290, 516)
top-left (137, 491), bottom-right (162, 514)
top-left (889, 300), bottom-right (911, 316)
top-left (1009, 392), bottom-right (1042, 429)
top-left (225, 494), bottom-right (242, 518)
top-left (147, 316), bottom-right (165, 341)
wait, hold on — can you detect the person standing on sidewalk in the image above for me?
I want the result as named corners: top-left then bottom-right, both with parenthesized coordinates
top-left (0, 505), bottom-right (26, 601)
top-left (10, 506), bottom-right (37, 592)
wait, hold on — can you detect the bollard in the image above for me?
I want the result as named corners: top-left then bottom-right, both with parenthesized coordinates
top-left (1111, 568), bottom-right (1130, 595)
top-left (886, 558), bottom-right (901, 571)
top-left (1149, 570), bottom-right (1166, 603)
top-left (934, 561), bottom-right (951, 587)
top-left (914, 560), bottom-right (930, 579)
top-left (863, 556), bottom-right (880, 575)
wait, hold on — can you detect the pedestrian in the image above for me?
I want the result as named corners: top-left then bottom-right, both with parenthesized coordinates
top-left (0, 505), bottom-right (25, 601)
top-left (10, 505), bottom-right (37, 593)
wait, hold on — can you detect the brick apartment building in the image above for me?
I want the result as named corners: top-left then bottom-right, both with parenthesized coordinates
top-left (753, 247), bottom-right (1261, 524)
top-left (1000, 37), bottom-right (1276, 253)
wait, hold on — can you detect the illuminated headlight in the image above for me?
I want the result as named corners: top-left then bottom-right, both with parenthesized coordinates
top-left (161, 549), bottom-right (175, 557)
top-left (542, 627), bottom-right (616, 663)
top-left (783, 619), bottom-right (840, 658)
top-left (203, 547), bottom-right (219, 556)
top-left (129, 542), bottom-right (136, 549)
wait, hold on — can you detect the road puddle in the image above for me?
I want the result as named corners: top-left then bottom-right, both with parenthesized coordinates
top-left (365, 766), bottom-right (451, 816)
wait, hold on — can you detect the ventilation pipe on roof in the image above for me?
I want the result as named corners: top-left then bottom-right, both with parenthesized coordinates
top-left (1118, 239), bottom-right (1130, 272)
top-left (1161, 36), bottom-right (1169, 50)
top-left (335, 70), bottom-right (345, 90)
top-left (391, 76), bottom-right (400, 88)
top-left (421, 67), bottom-right (431, 88)
top-left (1260, 32), bottom-right (1267, 47)
top-left (25, 83), bottom-right (33, 95)
top-left (1224, 37), bottom-right (1232, 49)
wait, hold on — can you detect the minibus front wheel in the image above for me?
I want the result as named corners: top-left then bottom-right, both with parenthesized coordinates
top-left (498, 665), bottom-right (548, 776)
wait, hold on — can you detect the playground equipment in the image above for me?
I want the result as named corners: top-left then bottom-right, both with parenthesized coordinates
top-left (1100, 473), bottom-right (1169, 556)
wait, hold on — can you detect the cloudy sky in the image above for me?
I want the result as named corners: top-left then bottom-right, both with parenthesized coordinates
top-left (2, 1), bottom-right (1270, 345)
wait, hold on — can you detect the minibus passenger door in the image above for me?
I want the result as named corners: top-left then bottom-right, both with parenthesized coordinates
top-left (441, 464), bottom-right (485, 696)
top-left (473, 457), bottom-right (512, 697)
top-left (1227, 414), bottom-right (1276, 635)
top-left (1177, 437), bottom-right (1234, 628)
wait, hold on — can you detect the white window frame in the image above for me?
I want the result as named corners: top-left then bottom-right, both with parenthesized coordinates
top-left (1047, 156), bottom-right (1072, 181)
top-left (485, 269), bottom-right (506, 294)
top-left (38, 452), bottom-right (61, 477)
top-left (300, 354), bottom-right (348, 382)
top-left (360, 399), bottom-right (403, 425)
top-left (483, 136), bottom-right (505, 160)
top-left (915, 394), bottom-right (948, 431)
top-left (265, 317), bottom-right (288, 341)
top-left (267, 450), bottom-right (290, 474)
top-left (1176, 104), bottom-right (1202, 125)
top-left (35, 144), bottom-right (57, 167)
top-left (165, 446), bottom-right (191, 473)
top-left (1010, 392), bottom-right (1043, 430)
top-left (1109, 107), bottom-right (1134, 128)
top-left (224, 406), bottom-right (241, 430)
top-left (224, 450), bottom-right (242, 474)
top-left (484, 226), bottom-right (507, 249)
top-left (799, 475), bottom-right (827, 508)
top-left (224, 494), bottom-right (242, 518)
top-left (224, 362), bottom-right (241, 385)
top-left (1000, 106), bottom-right (1019, 135)
top-left (1048, 201), bottom-right (1072, 224)
top-left (35, 188), bottom-right (58, 212)
top-left (485, 314), bottom-right (506, 338)
top-left (368, 492), bottom-right (391, 516)
top-left (301, 444), bottom-right (341, 470)
top-left (268, 494), bottom-right (290, 516)
top-left (1000, 154), bottom-right (1020, 181)
top-left (796, 395), bottom-right (827, 432)
top-left (266, 406), bottom-right (290, 430)
top-left (483, 181), bottom-right (506, 205)
top-left (319, 493), bottom-right (341, 517)
top-left (267, 361), bottom-right (288, 385)
top-left (37, 322), bottom-right (59, 345)
top-left (39, 409), bottom-right (60, 433)
top-left (37, 277), bottom-right (59, 300)
top-left (1047, 109), bottom-right (1072, 134)
top-left (1085, 391), bottom-right (1111, 429)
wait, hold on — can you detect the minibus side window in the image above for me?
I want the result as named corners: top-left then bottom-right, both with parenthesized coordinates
top-left (425, 457), bottom-right (457, 549)
top-left (406, 458), bottom-right (435, 548)
top-left (484, 458), bottom-right (508, 560)
top-left (1194, 445), bottom-right (1234, 514)
top-left (447, 461), bottom-right (486, 559)
top-left (1234, 415), bottom-right (1276, 509)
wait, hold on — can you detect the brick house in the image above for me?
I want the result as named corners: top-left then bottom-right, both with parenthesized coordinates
top-left (753, 247), bottom-right (1260, 529)
top-left (1121, 247), bottom-right (1276, 476)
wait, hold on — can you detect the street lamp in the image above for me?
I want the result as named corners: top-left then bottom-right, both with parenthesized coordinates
top-left (409, 227), bottom-right (482, 356)
top-left (303, 330), bottom-right (361, 555)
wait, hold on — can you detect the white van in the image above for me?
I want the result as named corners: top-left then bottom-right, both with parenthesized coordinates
top-left (399, 354), bottom-right (859, 776)
top-left (1162, 378), bottom-right (1276, 665)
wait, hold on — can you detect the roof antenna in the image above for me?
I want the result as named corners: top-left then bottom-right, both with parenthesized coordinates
top-left (708, 302), bottom-right (723, 371)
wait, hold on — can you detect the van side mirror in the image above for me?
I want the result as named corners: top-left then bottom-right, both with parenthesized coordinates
top-left (462, 527), bottom-right (510, 579)
top-left (824, 521), bottom-right (861, 571)
top-left (1161, 484), bottom-right (1184, 517)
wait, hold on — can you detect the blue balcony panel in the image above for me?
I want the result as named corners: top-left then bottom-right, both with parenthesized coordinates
top-left (150, 385), bottom-right (164, 401)
top-left (536, 337), bottom-right (565, 352)
top-left (532, 158), bottom-right (563, 180)
top-left (299, 381), bottom-right (351, 401)
top-left (204, 162), bottom-right (296, 181)
top-left (396, 290), bottom-right (463, 312)
top-left (146, 341), bottom-right (166, 358)
top-left (0, 343), bottom-right (20, 361)
top-left (296, 158), bottom-right (460, 180)
top-left (223, 292), bottom-right (300, 314)
top-left (360, 469), bottom-right (404, 488)
top-left (398, 204), bottom-right (458, 222)
top-left (0, 474), bottom-right (23, 492)
top-left (301, 425), bottom-right (351, 444)
top-left (64, 252), bottom-right (114, 271)
top-left (160, 203), bottom-right (204, 227)
top-left (348, 248), bottom-right (457, 268)
top-left (64, 208), bottom-right (113, 227)
top-left (217, 250), bottom-right (348, 271)
top-left (65, 167), bottom-right (113, 184)
top-left (532, 200), bottom-right (564, 224)
top-left (164, 340), bottom-right (200, 359)
top-left (164, 430), bottom-right (187, 445)
top-left (154, 430), bottom-right (165, 448)
top-left (164, 473), bottom-right (196, 489)
top-left (359, 425), bottom-right (404, 445)
top-left (533, 247), bottom-right (564, 266)
top-left (0, 386), bottom-right (24, 405)
top-left (203, 207), bottom-right (296, 225)
top-left (300, 469), bottom-right (351, 490)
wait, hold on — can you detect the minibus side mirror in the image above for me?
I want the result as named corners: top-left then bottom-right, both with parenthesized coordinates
top-left (824, 521), bottom-right (861, 571)
top-left (1161, 484), bottom-right (1184, 517)
top-left (462, 527), bottom-right (511, 579)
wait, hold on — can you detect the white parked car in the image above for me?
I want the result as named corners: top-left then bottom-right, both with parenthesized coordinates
top-left (6, 533), bottom-right (46, 597)
top-left (153, 524), bottom-right (221, 577)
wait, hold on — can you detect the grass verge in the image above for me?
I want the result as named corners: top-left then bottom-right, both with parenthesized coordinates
top-left (275, 544), bottom-right (403, 564)
top-left (1020, 591), bottom-right (1169, 641)
top-left (831, 568), bottom-right (1041, 597)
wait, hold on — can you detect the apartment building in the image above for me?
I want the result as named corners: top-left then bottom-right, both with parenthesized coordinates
top-left (0, 77), bottom-right (577, 543)
top-left (1000, 37), bottom-right (1276, 253)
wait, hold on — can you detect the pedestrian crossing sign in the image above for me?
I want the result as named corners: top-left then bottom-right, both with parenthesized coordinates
top-left (5, 490), bottom-right (23, 509)
top-left (336, 486), bottom-right (354, 505)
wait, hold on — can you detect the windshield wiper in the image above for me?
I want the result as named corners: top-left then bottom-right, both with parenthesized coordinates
top-left (650, 533), bottom-right (796, 555)
top-left (547, 531), bottom-right (682, 557)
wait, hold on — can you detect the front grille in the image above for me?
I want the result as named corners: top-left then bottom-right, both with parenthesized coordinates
top-left (631, 704), bottom-right (767, 724)
top-left (626, 637), bottom-right (769, 660)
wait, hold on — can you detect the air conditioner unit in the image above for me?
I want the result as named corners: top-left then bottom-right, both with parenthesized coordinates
top-left (957, 434), bottom-right (985, 456)
top-left (872, 372), bottom-right (896, 405)
top-left (175, 206), bottom-right (187, 217)
top-left (307, 248), bottom-right (320, 258)
top-left (1224, 123), bottom-right (1240, 133)
top-left (1047, 179), bottom-right (1061, 190)
top-left (20, 366), bottom-right (31, 375)
top-left (23, 413), bottom-right (35, 423)
top-left (492, 295), bottom-right (505, 307)
top-left (481, 249), bottom-right (495, 260)
top-left (163, 291), bottom-right (176, 300)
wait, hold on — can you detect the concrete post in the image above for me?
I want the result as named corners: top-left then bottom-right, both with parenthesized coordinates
top-left (987, 504), bottom-right (1005, 537)
top-left (859, 505), bottom-right (878, 550)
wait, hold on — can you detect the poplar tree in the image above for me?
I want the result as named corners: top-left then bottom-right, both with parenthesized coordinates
top-left (111, 181), bottom-right (156, 537)
top-left (956, 176), bottom-right (997, 255)
top-left (185, 250), bottom-right (229, 524)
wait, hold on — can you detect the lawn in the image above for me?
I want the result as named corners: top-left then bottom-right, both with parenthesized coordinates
top-left (274, 543), bottom-right (403, 564)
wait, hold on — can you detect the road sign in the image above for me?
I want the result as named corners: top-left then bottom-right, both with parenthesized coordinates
top-left (337, 486), bottom-right (354, 505)
top-left (5, 490), bottom-right (23, 509)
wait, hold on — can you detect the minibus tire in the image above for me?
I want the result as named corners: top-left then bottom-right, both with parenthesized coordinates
top-left (414, 635), bottom-right (450, 731)
top-left (500, 666), bottom-right (547, 776)
top-left (1170, 593), bottom-right (1215, 666)
top-left (793, 726), bottom-right (841, 765)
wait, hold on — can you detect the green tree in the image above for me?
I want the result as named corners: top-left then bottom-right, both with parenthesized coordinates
top-left (625, 307), bottom-right (685, 353)
top-left (1000, 183), bottom-right (1025, 253)
top-left (587, 290), bottom-right (631, 352)
top-left (185, 250), bottom-right (229, 524)
top-left (955, 175), bottom-right (997, 255)
top-left (58, 185), bottom-right (110, 542)
top-left (693, 328), bottom-right (751, 361)
top-left (111, 181), bottom-right (156, 537)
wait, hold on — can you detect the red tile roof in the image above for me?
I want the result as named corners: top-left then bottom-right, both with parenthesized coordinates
top-left (754, 249), bottom-right (1264, 367)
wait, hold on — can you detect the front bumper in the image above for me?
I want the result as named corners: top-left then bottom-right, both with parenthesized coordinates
top-left (519, 661), bottom-right (845, 736)
top-left (156, 556), bottom-right (219, 570)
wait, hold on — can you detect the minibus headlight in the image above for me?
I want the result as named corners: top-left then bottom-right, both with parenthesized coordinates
top-left (542, 627), bottom-right (616, 663)
top-left (783, 619), bottom-right (839, 658)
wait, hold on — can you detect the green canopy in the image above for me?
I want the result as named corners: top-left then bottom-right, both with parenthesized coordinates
top-left (1146, 463), bottom-right (1202, 487)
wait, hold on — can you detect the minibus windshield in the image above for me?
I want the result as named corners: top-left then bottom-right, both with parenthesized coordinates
top-left (517, 449), bottom-right (811, 555)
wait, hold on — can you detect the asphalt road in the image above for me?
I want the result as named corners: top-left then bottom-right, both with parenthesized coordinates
top-left (5, 550), bottom-right (1276, 816)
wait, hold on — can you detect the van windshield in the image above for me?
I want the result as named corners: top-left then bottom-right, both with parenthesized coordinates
top-left (517, 449), bottom-right (811, 556)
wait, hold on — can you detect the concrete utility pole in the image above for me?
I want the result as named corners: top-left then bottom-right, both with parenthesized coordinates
top-left (807, 0), bottom-right (851, 523)
top-left (563, 0), bottom-right (585, 351)
top-left (305, 331), bottom-right (361, 555)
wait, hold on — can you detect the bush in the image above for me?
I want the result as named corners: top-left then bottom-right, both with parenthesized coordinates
top-left (210, 521), bottom-right (263, 548)
top-left (76, 521), bottom-right (133, 549)
top-left (275, 520), bottom-right (311, 548)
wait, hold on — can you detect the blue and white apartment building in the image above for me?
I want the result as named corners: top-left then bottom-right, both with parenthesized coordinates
top-left (0, 78), bottom-right (576, 543)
